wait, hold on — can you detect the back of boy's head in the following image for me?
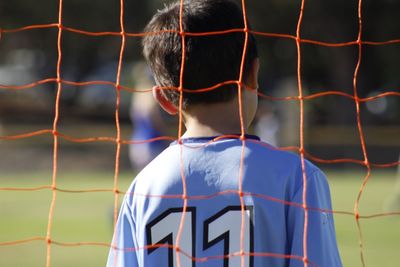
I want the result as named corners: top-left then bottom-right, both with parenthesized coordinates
top-left (142, 0), bottom-right (258, 109)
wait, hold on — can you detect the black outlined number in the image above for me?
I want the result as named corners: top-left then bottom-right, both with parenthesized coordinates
top-left (146, 207), bottom-right (196, 267)
top-left (204, 206), bottom-right (254, 267)
top-left (146, 206), bottom-right (254, 267)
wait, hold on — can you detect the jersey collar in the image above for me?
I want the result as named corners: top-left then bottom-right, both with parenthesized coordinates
top-left (171, 134), bottom-right (260, 145)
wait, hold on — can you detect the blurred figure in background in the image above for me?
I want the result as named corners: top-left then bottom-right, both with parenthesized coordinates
top-left (129, 61), bottom-right (169, 171)
top-left (254, 99), bottom-right (279, 147)
top-left (384, 155), bottom-right (400, 212)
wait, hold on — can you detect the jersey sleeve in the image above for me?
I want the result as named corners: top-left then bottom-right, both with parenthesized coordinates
top-left (287, 169), bottom-right (342, 267)
top-left (106, 195), bottom-right (139, 267)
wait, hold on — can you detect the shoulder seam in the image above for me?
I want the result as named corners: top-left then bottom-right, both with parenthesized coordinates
top-left (292, 167), bottom-right (324, 200)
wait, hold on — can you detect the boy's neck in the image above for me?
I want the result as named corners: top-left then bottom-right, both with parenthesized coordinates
top-left (182, 119), bottom-right (242, 138)
top-left (181, 97), bottom-right (247, 138)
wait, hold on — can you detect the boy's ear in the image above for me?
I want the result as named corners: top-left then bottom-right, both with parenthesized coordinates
top-left (152, 86), bottom-right (178, 115)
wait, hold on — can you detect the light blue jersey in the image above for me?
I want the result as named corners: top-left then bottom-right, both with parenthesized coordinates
top-left (107, 136), bottom-right (342, 267)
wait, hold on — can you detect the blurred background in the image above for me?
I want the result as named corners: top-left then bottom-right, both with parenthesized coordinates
top-left (0, 0), bottom-right (399, 266)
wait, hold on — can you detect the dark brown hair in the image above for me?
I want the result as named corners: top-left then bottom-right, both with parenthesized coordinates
top-left (142, 0), bottom-right (258, 108)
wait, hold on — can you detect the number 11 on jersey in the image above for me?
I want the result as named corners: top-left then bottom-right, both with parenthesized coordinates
top-left (146, 206), bottom-right (254, 267)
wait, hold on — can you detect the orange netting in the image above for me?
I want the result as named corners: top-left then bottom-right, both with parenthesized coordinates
top-left (0, 0), bottom-right (399, 266)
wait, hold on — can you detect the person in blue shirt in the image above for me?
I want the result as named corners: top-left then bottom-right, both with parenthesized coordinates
top-left (129, 61), bottom-right (170, 170)
top-left (107, 0), bottom-right (342, 266)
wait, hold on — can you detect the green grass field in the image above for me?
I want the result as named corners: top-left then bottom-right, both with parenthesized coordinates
top-left (0, 170), bottom-right (399, 266)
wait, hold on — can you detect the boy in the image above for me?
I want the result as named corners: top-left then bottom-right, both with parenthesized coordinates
top-left (107, 0), bottom-right (342, 266)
